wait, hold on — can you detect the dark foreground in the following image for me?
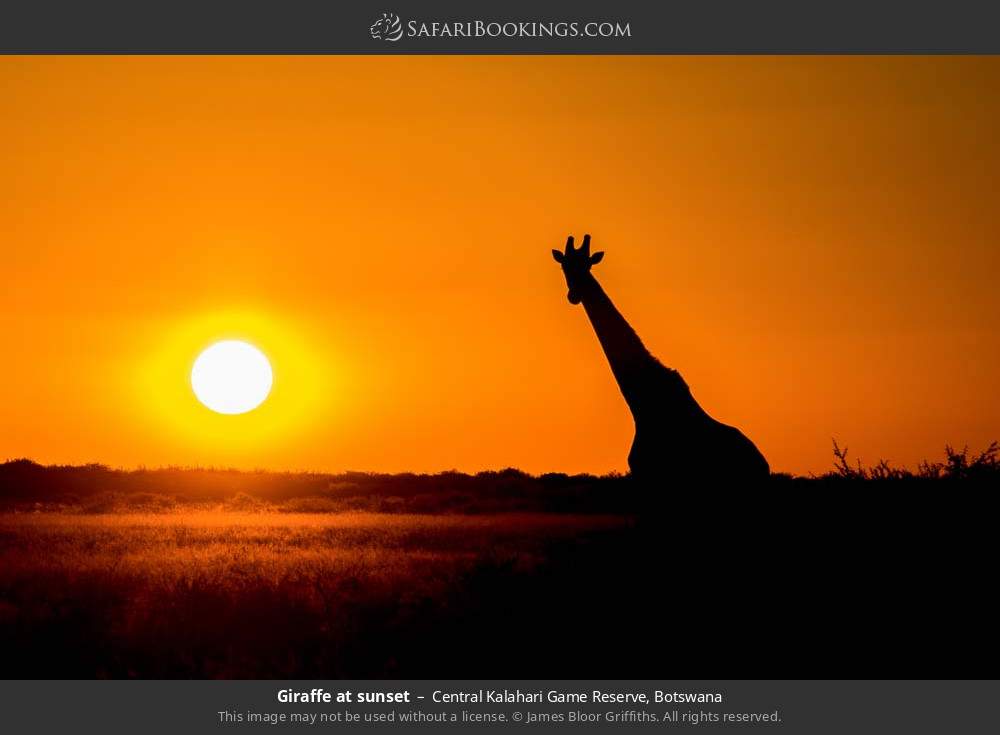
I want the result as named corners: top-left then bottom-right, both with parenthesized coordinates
top-left (0, 457), bottom-right (997, 678)
top-left (0, 497), bottom-right (997, 678)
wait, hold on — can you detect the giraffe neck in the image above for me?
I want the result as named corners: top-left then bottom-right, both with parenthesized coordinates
top-left (577, 272), bottom-right (658, 414)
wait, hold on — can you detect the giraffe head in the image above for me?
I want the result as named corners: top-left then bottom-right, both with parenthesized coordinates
top-left (552, 234), bottom-right (604, 305)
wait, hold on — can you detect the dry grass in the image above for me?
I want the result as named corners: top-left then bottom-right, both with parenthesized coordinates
top-left (3, 441), bottom-right (996, 679)
top-left (0, 511), bottom-right (631, 678)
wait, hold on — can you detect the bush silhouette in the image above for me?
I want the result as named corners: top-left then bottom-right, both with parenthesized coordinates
top-left (827, 439), bottom-right (999, 483)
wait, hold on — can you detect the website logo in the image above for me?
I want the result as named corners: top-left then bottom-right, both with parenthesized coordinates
top-left (368, 14), bottom-right (632, 43)
top-left (370, 12), bottom-right (404, 42)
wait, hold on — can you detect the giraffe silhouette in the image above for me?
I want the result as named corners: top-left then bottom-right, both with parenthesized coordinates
top-left (553, 234), bottom-right (770, 482)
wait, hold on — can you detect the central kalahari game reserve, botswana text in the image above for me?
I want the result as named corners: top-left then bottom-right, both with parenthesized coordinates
top-left (277, 689), bottom-right (723, 704)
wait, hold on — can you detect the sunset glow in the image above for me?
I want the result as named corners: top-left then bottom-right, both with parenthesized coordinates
top-left (2, 56), bottom-right (998, 474)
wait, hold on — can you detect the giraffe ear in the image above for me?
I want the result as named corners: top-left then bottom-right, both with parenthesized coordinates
top-left (552, 249), bottom-right (565, 263)
top-left (590, 251), bottom-right (605, 264)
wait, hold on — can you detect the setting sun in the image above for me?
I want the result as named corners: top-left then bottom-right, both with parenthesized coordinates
top-left (2, 56), bottom-right (998, 474)
top-left (191, 340), bottom-right (273, 415)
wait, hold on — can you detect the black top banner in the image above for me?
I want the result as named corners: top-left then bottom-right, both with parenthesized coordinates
top-left (2, 0), bottom-right (999, 53)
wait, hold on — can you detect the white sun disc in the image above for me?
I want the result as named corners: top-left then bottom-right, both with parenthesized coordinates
top-left (191, 340), bottom-right (273, 414)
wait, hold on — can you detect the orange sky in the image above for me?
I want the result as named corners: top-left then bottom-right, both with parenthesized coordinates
top-left (1, 56), bottom-right (998, 475)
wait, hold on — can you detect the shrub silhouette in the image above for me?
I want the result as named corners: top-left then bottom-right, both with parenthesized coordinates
top-left (1, 440), bottom-right (997, 515)
top-left (828, 439), bottom-right (999, 483)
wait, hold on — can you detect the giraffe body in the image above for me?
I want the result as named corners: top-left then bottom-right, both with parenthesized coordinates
top-left (553, 235), bottom-right (769, 482)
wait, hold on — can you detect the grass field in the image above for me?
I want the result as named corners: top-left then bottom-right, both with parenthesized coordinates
top-left (1, 447), bottom-right (997, 679)
top-left (0, 511), bottom-right (633, 678)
